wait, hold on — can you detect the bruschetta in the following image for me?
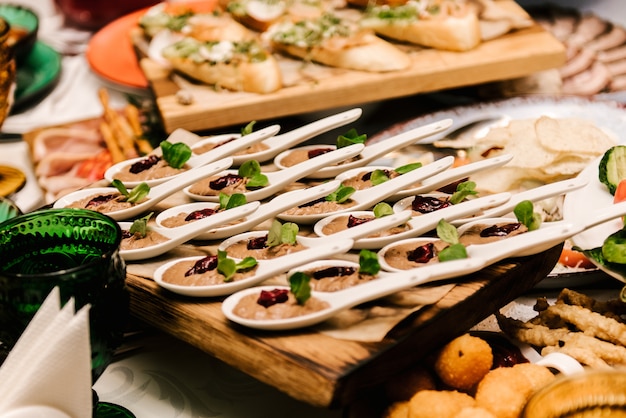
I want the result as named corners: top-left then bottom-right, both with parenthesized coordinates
top-left (360, 0), bottom-right (482, 52)
top-left (222, 0), bottom-right (325, 32)
top-left (139, 6), bottom-right (255, 42)
top-left (266, 13), bottom-right (411, 72)
top-left (161, 37), bottom-right (283, 93)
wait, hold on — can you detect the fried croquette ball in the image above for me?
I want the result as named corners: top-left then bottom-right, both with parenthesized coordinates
top-left (408, 389), bottom-right (475, 418)
top-left (434, 334), bottom-right (494, 391)
top-left (474, 367), bottom-right (533, 418)
top-left (383, 401), bottom-right (410, 418)
top-left (385, 364), bottom-right (437, 402)
top-left (511, 363), bottom-right (556, 392)
top-left (454, 406), bottom-right (498, 418)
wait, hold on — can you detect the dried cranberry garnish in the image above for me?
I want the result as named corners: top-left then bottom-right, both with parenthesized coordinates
top-left (185, 255), bottom-right (218, 276)
top-left (86, 193), bottom-right (116, 208)
top-left (299, 197), bottom-right (326, 208)
top-left (308, 148), bottom-right (333, 158)
top-left (480, 222), bottom-right (522, 238)
top-left (121, 230), bottom-right (133, 239)
top-left (185, 208), bottom-right (217, 221)
top-left (411, 195), bottom-right (452, 213)
top-left (257, 288), bottom-right (289, 307)
top-left (407, 242), bottom-right (436, 263)
top-left (312, 266), bottom-right (356, 280)
top-left (481, 147), bottom-right (504, 158)
top-left (247, 235), bottom-right (268, 250)
top-left (347, 215), bottom-right (372, 228)
top-left (129, 155), bottom-right (160, 174)
top-left (210, 173), bottom-right (243, 190)
top-left (361, 169), bottom-right (391, 181)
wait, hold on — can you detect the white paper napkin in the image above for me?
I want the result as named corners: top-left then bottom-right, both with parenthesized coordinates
top-left (0, 287), bottom-right (93, 418)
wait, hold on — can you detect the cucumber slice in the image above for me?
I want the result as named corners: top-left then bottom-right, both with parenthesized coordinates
top-left (599, 145), bottom-right (626, 195)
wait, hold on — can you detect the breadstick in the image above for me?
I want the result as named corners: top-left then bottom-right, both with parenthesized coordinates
top-left (99, 121), bottom-right (125, 163)
top-left (98, 88), bottom-right (139, 160)
top-left (124, 104), bottom-right (153, 155)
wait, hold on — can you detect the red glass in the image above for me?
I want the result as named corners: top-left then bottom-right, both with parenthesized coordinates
top-left (54, 0), bottom-right (161, 30)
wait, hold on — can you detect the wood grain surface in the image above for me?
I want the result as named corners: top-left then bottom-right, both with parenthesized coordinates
top-left (126, 244), bottom-right (562, 409)
top-left (135, 1), bottom-right (566, 133)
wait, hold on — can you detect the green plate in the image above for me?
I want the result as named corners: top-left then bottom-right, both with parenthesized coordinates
top-left (13, 41), bottom-right (61, 109)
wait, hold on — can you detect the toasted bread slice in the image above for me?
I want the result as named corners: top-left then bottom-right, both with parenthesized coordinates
top-left (361, 1), bottom-right (482, 51)
top-left (162, 38), bottom-right (282, 93)
top-left (267, 14), bottom-right (410, 72)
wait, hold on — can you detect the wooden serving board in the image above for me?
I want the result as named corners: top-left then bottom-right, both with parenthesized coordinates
top-left (126, 244), bottom-right (562, 409)
top-left (136, 1), bottom-right (566, 133)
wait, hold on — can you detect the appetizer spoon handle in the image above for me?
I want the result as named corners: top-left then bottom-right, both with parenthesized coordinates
top-left (252, 181), bottom-right (341, 221)
top-left (360, 118), bottom-right (453, 161)
top-left (418, 154), bottom-right (513, 191)
top-left (352, 155), bottom-right (455, 206)
top-left (191, 125), bottom-right (280, 165)
top-left (270, 108), bottom-right (362, 147)
top-left (325, 210), bottom-right (412, 242)
top-left (149, 157), bottom-right (233, 202)
top-left (478, 176), bottom-right (589, 219)
top-left (268, 143), bottom-right (364, 185)
top-left (577, 198), bottom-right (626, 231)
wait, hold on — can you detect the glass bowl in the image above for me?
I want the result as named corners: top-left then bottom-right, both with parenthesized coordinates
top-left (0, 208), bottom-right (129, 380)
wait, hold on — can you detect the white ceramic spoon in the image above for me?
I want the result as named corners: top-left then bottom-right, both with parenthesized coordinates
top-left (153, 238), bottom-right (355, 297)
top-left (273, 118), bottom-right (454, 179)
top-left (219, 210), bottom-right (412, 255)
top-left (221, 220), bottom-right (584, 330)
top-left (277, 155), bottom-right (455, 224)
top-left (174, 181), bottom-right (342, 241)
top-left (118, 201), bottom-right (260, 261)
top-left (315, 192), bottom-right (511, 249)
top-left (224, 108), bottom-right (363, 165)
top-left (104, 125), bottom-right (280, 188)
top-left (451, 176), bottom-right (590, 225)
top-left (183, 143), bottom-right (364, 203)
top-left (53, 158), bottom-right (233, 221)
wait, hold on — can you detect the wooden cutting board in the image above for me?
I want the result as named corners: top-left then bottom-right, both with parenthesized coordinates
top-left (126, 244), bottom-right (562, 409)
top-left (135, 1), bottom-right (566, 133)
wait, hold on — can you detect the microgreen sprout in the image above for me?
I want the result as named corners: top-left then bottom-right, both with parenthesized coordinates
top-left (436, 219), bottom-right (468, 261)
top-left (288, 271), bottom-right (312, 305)
top-left (513, 200), bottom-right (542, 231)
top-left (326, 184), bottom-right (356, 203)
top-left (219, 192), bottom-right (247, 210)
top-left (241, 120), bottom-right (256, 136)
top-left (267, 219), bottom-right (299, 247)
top-left (359, 249), bottom-right (380, 276)
top-left (373, 202), bottom-right (393, 218)
top-left (128, 212), bottom-right (153, 238)
top-left (336, 128), bottom-right (366, 148)
top-left (112, 179), bottom-right (150, 203)
top-left (216, 249), bottom-right (257, 282)
top-left (238, 160), bottom-right (268, 189)
top-left (160, 140), bottom-right (192, 169)
top-left (449, 181), bottom-right (478, 205)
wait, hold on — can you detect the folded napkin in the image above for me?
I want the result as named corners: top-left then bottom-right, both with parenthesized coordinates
top-left (0, 287), bottom-right (93, 418)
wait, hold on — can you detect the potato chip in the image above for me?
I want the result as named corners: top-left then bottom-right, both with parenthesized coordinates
top-left (535, 116), bottom-right (617, 155)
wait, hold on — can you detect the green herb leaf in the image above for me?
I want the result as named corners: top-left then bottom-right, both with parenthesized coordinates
top-left (436, 219), bottom-right (460, 245)
top-left (112, 179), bottom-right (129, 196)
top-left (267, 219), bottom-right (299, 247)
top-left (359, 249), bottom-right (380, 275)
top-left (160, 140), bottom-right (192, 169)
top-left (126, 182), bottom-right (150, 203)
top-left (241, 120), bottom-right (256, 136)
top-left (219, 192), bottom-right (247, 210)
top-left (246, 173), bottom-right (269, 189)
top-left (289, 272), bottom-right (312, 305)
top-left (238, 160), bottom-right (262, 178)
top-left (513, 200), bottom-right (542, 231)
top-left (370, 169), bottom-right (390, 185)
top-left (326, 184), bottom-right (355, 203)
top-left (128, 212), bottom-right (153, 238)
top-left (336, 128), bottom-right (366, 148)
top-left (217, 249), bottom-right (257, 282)
top-left (449, 181), bottom-right (478, 205)
top-left (394, 162), bottom-right (422, 174)
top-left (373, 202), bottom-right (393, 218)
top-left (438, 243), bottom-right (468, 261)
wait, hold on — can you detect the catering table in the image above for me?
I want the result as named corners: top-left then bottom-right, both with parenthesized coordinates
top-left (3, 0), bottom-right (626, 416)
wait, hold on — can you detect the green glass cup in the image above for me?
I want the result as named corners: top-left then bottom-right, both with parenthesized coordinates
top-left (0, 208), bottom-right (129, 381)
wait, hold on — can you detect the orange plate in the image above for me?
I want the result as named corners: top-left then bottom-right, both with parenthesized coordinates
top-left (86, 1), bottom-right (216, 90)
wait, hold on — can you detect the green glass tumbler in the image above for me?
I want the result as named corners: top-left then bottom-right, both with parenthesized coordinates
top-left (0, 208), bottom-right (129, 381)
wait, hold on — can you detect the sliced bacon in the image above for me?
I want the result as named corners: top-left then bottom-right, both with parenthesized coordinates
top-left (561, 61), bottom-right (611, 96)
top-left (606, 58), bottom-right (626, 76)
top-left (35, 152), bottom-right (97, 178)
top-left (597, 44), bottom-right (626, 63)
top-left (567, 14), bottom-right (610, 49)
top-left (32, 128), bottom-right (103, 163)
top-left (559, 47), bottom-right (595, 78)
